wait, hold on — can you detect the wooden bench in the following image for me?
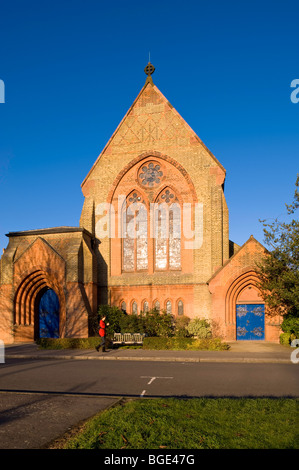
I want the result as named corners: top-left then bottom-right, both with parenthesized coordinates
top-left (113, 333), bottom-right (145, 344)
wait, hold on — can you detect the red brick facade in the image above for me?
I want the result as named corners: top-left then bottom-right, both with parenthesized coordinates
top-left (208, 236), bottom-right (281, 341)
top-left (0, 228), bottom-right (96, 343)
top-left (0, 69), bottom-right (281, 343)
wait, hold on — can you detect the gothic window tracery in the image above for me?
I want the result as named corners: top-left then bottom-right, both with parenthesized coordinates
top-left (122, 191), bottom-right (148, 272)
top-left (138, 162), bottom-right (163, 187)
top-left (154, 188), bottom-right (181, 270)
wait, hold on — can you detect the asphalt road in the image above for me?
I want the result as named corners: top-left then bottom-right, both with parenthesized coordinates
top-left (0, 357), bottom-right (298, 449)
top-left (0, 357), bottom-right (298, 398)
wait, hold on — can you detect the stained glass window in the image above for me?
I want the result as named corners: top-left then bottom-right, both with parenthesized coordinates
top-left (121, 187), bottom-right (181, 273)
top-left (132, 301), bottom-right (138, 315)
top-left (154, 189), bottom-right (181, 270)
top-left (139, 162), bottom-right (163, 187)
top-left (155, 204), bottom-right (168, 269)
top-left (154, 301), bottom-right (160, 312)
top-left (169, 203), bottom-right (181, 269)
top-left (143, 301), bottom-right (149, 313)
top-left (166, 300), bottom-right (172, 315)
top-left (122, 192), bottom-right (148, 272)
top-left (178, 300), bottom-right (184, 316)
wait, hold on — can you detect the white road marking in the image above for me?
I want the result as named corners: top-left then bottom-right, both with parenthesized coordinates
top-left (140, 376), bottom-right (173, 396)
top-left (147, 377), bottom-right (156, 384)
top-left (141, 376), bottom-right (173, 383)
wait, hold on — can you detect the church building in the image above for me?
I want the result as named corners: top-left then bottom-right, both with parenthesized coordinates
top-left (0, 64), bottom-right (281, 343)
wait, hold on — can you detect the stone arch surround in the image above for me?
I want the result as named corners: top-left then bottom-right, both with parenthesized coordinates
top-left (108, 151), bottom-right (196, 277)
top-left (13, 268), bottom-right (66, 341)
top-left (225, 270), bottom-right (262, 325)
top-left (107, 151), bottom-right (198, 205)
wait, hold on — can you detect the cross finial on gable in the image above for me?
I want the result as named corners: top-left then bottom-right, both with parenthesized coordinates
top-left (144, 61), bottom-right (155, 84)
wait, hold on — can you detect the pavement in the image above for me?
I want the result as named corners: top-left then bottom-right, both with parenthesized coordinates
top-left (3, 340), bottom-right (296, 363)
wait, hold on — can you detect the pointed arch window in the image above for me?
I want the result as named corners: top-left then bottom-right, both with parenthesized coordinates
top-left (132, 301), bottom-right (138, 315)
top-left (166, 300), bottom-right (172, 315)
top-left (178, 300), bottom-right (184, 316)
top-left (154, 188), bottom-right (181, 270)
top-left (142, 300), bottom-right (149, 313)
top-left (154, 300), bottom-right (160, 312)
top-left (122, 191), bottom-right (148, 272)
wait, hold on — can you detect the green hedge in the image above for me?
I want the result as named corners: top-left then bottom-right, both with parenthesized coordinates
top-left (281, 314), bottom-right (299, 337)
top-left (36, 337), bottom-right (112, 350)
top-left (37, 336), bottom-right (230, 351)
top-left (279, 332), bottom-right (292, 346)
top-left (142, 336), bottom-right (230, 351)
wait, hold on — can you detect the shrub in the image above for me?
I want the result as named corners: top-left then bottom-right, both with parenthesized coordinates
top-left (279, 332), bottom-right (292, 346)
top-left (187, 318), bottom-right (212, 339)
top-left (175, 327), bottom-right (191, 338)
top-left (36, 336), bottom-right (230, 351)
top-left (98, 305), bottom-right (124, 337)
top-left (173, 316), bottom-right (191, 337)
top-left (195, 338), bottom-right (230, 350)
top-left (143, 337), bottom-right (191, 350)
top-left (36, 337), bottom-right (113, 349)
top-left (119, 313), bottom-right (145, 334)
top-left (96, 305), bottom-right (174, 338)
top-left (142, 336), bottom-right (230, 351)
top-left (281, 314), bottom-right (299, 338)
top-left (142, 309), bottom-right (174, 337)
top-left (290, 333), bottom-right (297, 343)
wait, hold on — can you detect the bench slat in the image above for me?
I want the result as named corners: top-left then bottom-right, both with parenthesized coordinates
top-left (113, 333), bottom-right (145, 344)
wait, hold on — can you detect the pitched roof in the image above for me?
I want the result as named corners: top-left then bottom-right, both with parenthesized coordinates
top-left (207, 235), bottom-right (266, 284)
top-left (81, 78), bottom-right (226, 188)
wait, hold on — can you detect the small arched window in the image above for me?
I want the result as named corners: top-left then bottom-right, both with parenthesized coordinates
top-left (154, 300), bottom-right (160, 312)
top-left (166, 300), bottom-right (172, 315)
top-left (132, 301), bottom-right (138, 315)
top-left (143, 300), bottom-right (149, 313)
top-left (178, 300), bottom-right (184, 316)
top-left (121, 302), bottom-right (126, 314)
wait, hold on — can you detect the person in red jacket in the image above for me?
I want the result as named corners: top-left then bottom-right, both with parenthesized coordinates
top-left (96, 316), bottom-right (109, 352)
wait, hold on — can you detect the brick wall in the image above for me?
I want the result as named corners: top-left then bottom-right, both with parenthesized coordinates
top-left (0, 228), bottom-right (96, 342)
top-left (209, 236), bottom-right (281, 341)
top-left (80, 80), bottom-right (229, 319)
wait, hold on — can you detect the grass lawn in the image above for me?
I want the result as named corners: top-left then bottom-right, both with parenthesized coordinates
top-left (54, 398), bottom-right (298, 449)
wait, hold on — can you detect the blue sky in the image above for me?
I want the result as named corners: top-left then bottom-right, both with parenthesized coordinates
top-left (0, 0), bottom-right (298, 254)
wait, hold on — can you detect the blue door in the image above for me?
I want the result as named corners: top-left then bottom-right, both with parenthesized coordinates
top-left (39, 289), bottom-right (60, 338)
top-left (236, 304), bottom-right (265, 340)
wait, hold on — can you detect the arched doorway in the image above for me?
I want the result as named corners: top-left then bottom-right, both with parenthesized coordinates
top-left (236, 285), bottom-right (265, 340)
top-left (225, 271), bottom-right (265, 341)
top-left (13, 269), bottom-right (65, 342)
top-left (37, 288), bottom-right (60, 338)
